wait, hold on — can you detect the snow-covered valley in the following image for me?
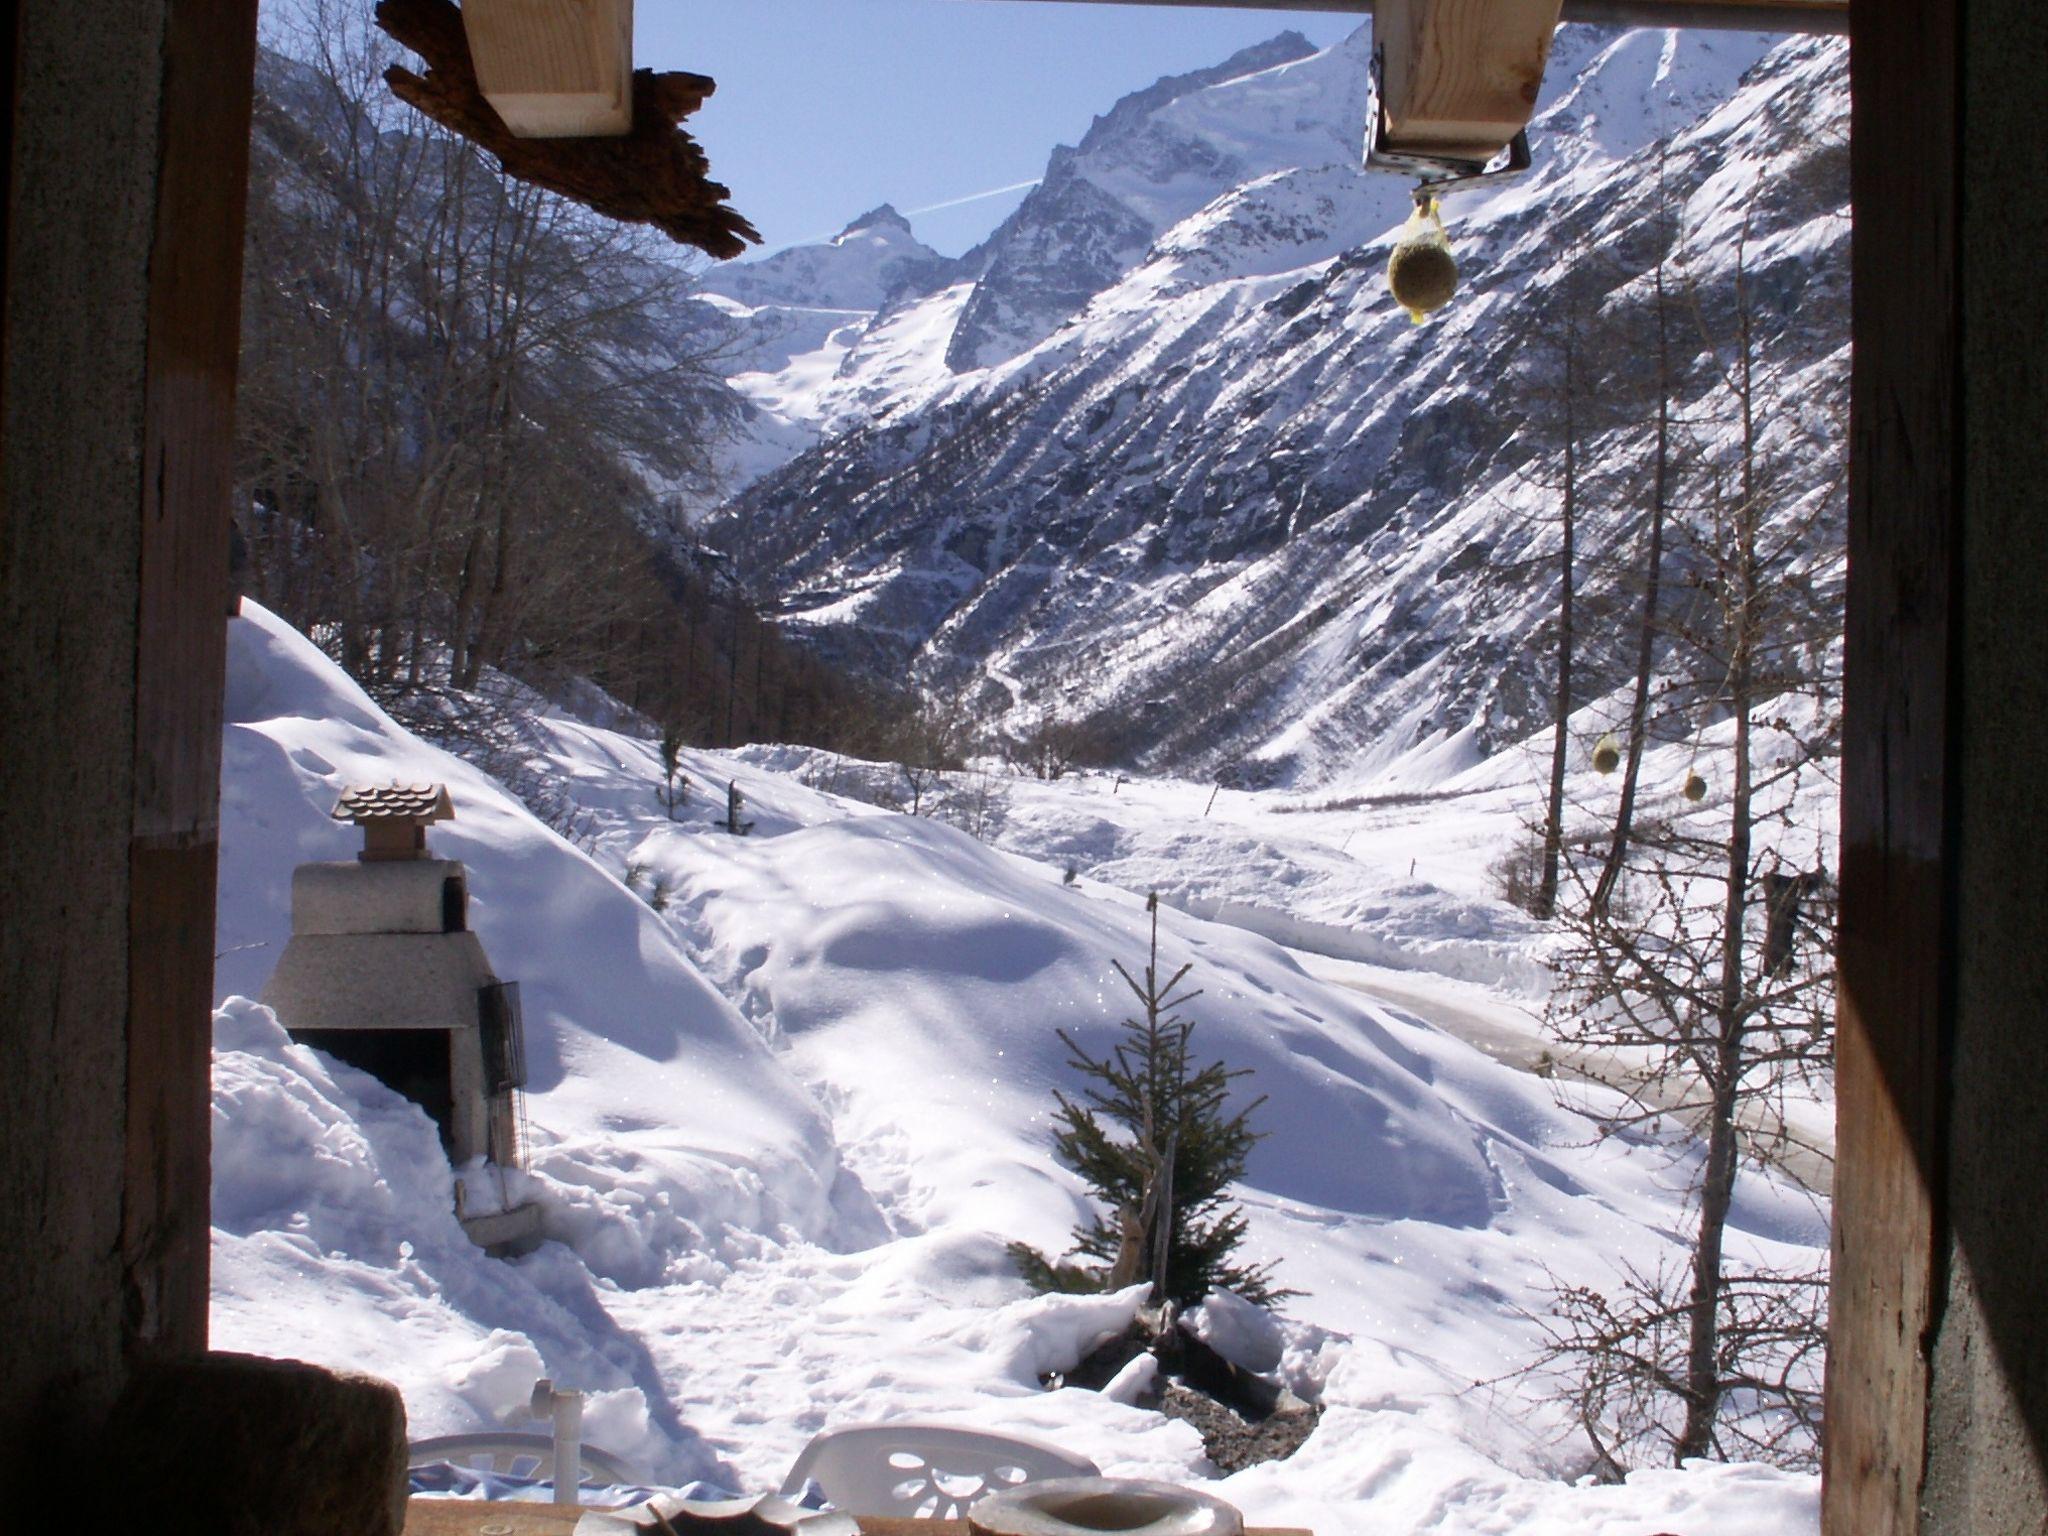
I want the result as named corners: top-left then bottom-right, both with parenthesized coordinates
top-left (212, 600), bottom-right (1829, 1533)
top-left (696, 24), bottom-right (1848, 788)
top-left (206, 15), bottom-right (1849, 1533)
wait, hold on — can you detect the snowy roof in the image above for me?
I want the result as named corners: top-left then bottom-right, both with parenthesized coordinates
top-left (330, 783), bottom-right (454, 824)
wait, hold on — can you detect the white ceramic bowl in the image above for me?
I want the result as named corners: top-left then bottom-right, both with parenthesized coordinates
top-left (967, 1476), bottom-right (1245, 1536)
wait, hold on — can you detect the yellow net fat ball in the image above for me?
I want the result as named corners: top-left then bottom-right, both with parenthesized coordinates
top-left (1591, 733), bottom-right (1622, 774)
top-left (1683, 771), bottom-right (1708, 802)
top-left (1387, 198), bottom-right (1459, 322)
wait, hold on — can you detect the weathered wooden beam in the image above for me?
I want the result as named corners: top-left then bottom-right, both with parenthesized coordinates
top-left (379, 0), bottom-right (757, 257)
top-left (462, 0), bottom-right (632, 138)
top-left (994, 0), bottom-right (1849, 36)
top-left (123, 0), bottom-right (260, 1364)
top-left (5, 0), bottom-right (256, 1494)
top-left (1374, 0), bottom-right (1564, 160)
top-left (1822, 0), bottom-right (1958, 1530)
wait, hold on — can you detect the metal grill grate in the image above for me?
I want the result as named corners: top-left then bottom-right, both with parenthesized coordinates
top-left (478, 981), bottom-right (527, 1094)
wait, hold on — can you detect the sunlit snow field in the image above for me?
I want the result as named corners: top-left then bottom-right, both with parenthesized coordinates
top-left (212, 602), bottom-right (1828, 1534)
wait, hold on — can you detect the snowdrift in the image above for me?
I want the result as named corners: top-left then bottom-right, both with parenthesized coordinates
top-left (217, 603), bottom-right (852, 1277)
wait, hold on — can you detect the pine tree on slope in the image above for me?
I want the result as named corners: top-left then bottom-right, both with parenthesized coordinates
top-left (1012, 894), bottom-right (1288, 1309)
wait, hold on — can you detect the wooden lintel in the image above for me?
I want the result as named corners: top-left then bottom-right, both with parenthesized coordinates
top-left (1374, 0), bottom-right (1567, 161)
top-left (462, 0), bottom-right (632, 138)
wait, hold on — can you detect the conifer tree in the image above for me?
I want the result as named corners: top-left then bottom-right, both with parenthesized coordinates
top-left (1012, 895), bottom-right (1287, 1309)
top-left (657, 722), bottom-right (689, 819)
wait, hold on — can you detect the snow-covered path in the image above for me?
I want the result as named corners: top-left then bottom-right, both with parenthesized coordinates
top-left (605, 1234), bottom-right (1210, 1496)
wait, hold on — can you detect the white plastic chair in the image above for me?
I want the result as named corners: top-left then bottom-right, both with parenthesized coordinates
top-left (407, 1430), bottom-right (642, 1492)
top-left (777, 1423), bottom-right (1101, 1519)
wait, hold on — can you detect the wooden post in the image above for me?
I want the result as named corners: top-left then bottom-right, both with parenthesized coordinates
top-left (1822, 0), bottom-right (1958, 1528)
top-left (1818, 0), bottom-right (2048, 1521)
top-left (1149, 1128), bottom-right (1179, 1306)
top-left (123, 0), bottom-right (260, 1365)
top-left (1373, 0), bottom-right (1565, 161)
top-left (4, 0), bottom-right (256, 1496)
top-left (462, 0), bottom-right (633, 138)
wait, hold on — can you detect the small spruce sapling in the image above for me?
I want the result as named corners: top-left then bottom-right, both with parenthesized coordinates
top-left (1011, 894), bottom-right (1288, 1309)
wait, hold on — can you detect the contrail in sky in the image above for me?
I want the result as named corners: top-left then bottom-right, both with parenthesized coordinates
top-left (902, 178), bottom-right (1042, 217)
top-left (763, 179), bottom-right (1044, 255)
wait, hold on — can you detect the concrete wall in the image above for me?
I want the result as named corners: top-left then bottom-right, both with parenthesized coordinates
top-left (0, 0), bottom-right (171, 1491)
top-left (1923, 0), bottom-right (2048, 1526)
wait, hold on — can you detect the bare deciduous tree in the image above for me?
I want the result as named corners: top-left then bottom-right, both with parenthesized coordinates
top-left (1589, 254), bottom-right (1676, 918)
top-left (1533, 212), bottom-right (1844, 1474)
top-left (237, 0), bottom-right (727, 698)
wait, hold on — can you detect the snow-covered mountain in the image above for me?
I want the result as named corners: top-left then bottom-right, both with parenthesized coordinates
top-left (705, 203), bottom-right (955, 315)
top-left (207, 33), bottom-right (1846, 1522)
top-left (694, 204), bottom-right (961, 491)
top-left (699, 25), bottom-right (1848, 787)
top-left (942, 30), bottom-right (1371, 372)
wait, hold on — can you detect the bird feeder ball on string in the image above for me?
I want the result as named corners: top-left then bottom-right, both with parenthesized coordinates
top-left (1387, 196), bottom-right (1458, 322)
top-left (1591, 733), bottom-right (1622, 774)
top-left (1683, 770), bottom-right (1708, 802)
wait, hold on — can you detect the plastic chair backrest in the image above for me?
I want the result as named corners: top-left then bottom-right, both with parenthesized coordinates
top-left (406, 1431), bottom-right (641, 1487)
top-left (777, 1423), bottom-right (1101, 1519)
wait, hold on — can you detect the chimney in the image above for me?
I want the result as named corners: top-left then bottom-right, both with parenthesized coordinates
top-left (331, 782), bottom-right (455, 861)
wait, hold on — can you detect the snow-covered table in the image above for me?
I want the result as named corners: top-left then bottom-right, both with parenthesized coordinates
top-left (403, 1499), bottom-right (1313, 1536)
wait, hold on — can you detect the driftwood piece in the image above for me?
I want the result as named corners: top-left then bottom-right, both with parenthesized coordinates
top-left (375, 0), bottom-right (758, 258)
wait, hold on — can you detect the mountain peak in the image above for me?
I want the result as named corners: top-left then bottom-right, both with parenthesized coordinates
top-left (944, 27), bottom-right (1367, 372)
top-left (1246, 29), bottom-right (1315, 65)
top-left (1074, 30), bottom-right (1323, 158)
top-left (700, 197), bottom-right (952, 316)
top-left (840, 203), bottom-right (915, 240)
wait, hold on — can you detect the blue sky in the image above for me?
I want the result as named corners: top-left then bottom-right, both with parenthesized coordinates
top-left (641, 2), bottom-right (1361, 259)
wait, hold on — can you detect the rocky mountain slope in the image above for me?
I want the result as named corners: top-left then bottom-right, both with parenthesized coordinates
top-left (702, 26), bottom-right (1849, 787)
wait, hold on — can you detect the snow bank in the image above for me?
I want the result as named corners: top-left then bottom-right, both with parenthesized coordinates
top-left (210, 997), bottom-right (736, 1484)
top-left (637, 810), bottom-right (1520, 1240)
top-left (713, 742), bottom-right (1552, 995)
top-left (1185, 1288), bottom-right (1287, 1378)
top-left (216, 602), bottom-right (850, 1275)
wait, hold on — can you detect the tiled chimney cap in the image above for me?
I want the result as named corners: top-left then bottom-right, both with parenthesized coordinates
top-left (331, 783), bottom-right (455, 824)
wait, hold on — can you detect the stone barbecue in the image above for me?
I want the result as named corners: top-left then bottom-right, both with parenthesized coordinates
top-left (262, 783), bottom-right (540, 1254)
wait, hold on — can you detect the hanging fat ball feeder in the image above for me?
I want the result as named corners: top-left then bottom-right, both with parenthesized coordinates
top-left (1591, 733), bottom-right (1622, 774)
top-left (1387, 194), bottom-right (1459, 323)
top-left (1683, 770), bottom-right (1708, 802)
top-left (1360, 35), bottom-right (1534, 326)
